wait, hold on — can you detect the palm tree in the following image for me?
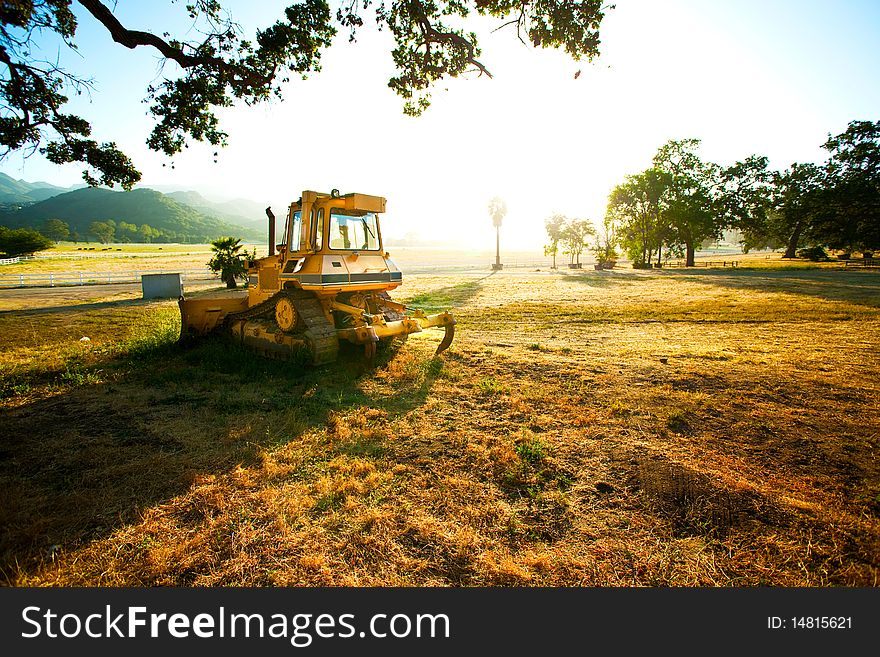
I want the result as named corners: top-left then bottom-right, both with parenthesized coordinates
top-left (488, 196), bottom-right (507, 270)
top-left (208, 236), bottom-right (248, 288)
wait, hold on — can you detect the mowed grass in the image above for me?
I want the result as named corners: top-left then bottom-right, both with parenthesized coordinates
top-left (0, 267), bottom-right (878, 586)
top-left (1, 250), bottom-right (215, 275)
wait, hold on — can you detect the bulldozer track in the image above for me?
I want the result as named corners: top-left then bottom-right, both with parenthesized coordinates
top-left (225, 289), bottom-right (339, 365)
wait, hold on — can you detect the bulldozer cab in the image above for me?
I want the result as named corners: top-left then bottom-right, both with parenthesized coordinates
top-left (279, 190), bottom-right (386, 260)
top-left (245, 189), bottom-right (401, 308)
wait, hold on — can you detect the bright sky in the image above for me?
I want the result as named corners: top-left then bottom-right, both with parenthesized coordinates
top-left (2, 0), bottom-right (879, 249)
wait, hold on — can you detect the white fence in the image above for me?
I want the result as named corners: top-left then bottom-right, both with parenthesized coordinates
top-left (402, 258), bottom-right (556, 273)
top-left (503, 258), bottom-right (556, 269)
top-left (0, 269), bottom-right (218, 289)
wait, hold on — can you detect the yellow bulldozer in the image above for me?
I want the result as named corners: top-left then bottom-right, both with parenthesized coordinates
top-left (178, 189), bottom-right (455, 364)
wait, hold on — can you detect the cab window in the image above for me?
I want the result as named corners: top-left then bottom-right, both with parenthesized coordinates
top-left (286, 211), bottom-right (301, 251)
top-left (329, 211), bottom-right (380, 251)
top-left (314, 208), bottom-right (324, 250)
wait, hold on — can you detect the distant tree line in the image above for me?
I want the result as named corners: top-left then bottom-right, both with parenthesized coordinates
top-left (543, 214), bottom-right (598, 268)
top-left (0, 217), bottom-right (174, 256)
top-left (543, 120), bottom-right (880, 268)
top-left (604, 120), bottom-right (880, 267)
top-left (86, 220), bottom-right (163, 244)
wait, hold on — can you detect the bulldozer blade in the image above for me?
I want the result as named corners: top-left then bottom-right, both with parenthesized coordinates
top-left (435, 323), bottom-right (455, 355)
top-left (178, 295), bottom-right (248, 340)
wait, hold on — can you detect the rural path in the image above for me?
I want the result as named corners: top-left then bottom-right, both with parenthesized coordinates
top-left (0, 270), bottom-right (557, 313)
top-left (0, 280), bottom-right (221, 313)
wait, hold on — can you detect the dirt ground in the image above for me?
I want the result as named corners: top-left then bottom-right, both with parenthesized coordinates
top-left (0, 266), bottom-right (878, 586)
top-left (0, 279), bottom-right (221, 312)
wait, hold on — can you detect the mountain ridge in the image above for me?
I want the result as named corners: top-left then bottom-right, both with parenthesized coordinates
top-left (0, 186), bottom-right (266, 243)
top-left (0, 172), bottom-right (75, 204)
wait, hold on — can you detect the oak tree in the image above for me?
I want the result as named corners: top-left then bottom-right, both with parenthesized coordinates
top-left (88, 219), bottom-right (115, 243)
top-left (817, 120), bottom-right (880, 253)
top-left (607, 167), bottom-right (669, 267)
top-left (40, 217), bottom-right (70, 241)
top-left (0, 225), bottom-right (54, 255)
top-left (768, 163), bottom-right (827, 258)
top-left (652, 139), bottom-right (719, 267)
top-left (717, 155), bottom-right (773, 252)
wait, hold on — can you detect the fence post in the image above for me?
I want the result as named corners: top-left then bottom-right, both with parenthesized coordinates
top-left (49, 273), bottom-right (54, 287)
top-left (79, 272), bottom-right (84, 285)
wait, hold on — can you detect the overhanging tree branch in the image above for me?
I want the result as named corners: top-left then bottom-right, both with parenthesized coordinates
top-left (2, 1), bottom-right (608, 185)
top-left (78, 0), bottom-right (203, 67)
top-left (76, 0), bottom-right (274, 91)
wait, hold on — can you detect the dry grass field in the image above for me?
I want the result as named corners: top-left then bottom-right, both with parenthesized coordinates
top-left (1, 245), bottom-right (217, 275)
top-left (0, 263), bottom-right (878, 586)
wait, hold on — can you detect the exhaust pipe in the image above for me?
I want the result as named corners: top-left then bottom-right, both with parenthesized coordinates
top-left (266, 207), bottom-right (275, 257)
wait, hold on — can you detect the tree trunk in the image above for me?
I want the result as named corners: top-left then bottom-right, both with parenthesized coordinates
top-left (224, 273), bottom-right (237, 289)
top-left (495, 226), bottom-right (500, 267)
top-left (784, 221), bottom-right (803, 259)
top-left (685, 242), bottom-right (695, 267)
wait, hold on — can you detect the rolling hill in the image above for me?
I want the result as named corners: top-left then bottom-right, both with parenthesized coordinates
top-left (0, 172), bottom-right (73, 204)
top-left (165, 190), bottom-right (266, 234)
top-left (0, 187), bottom-right (265, 243)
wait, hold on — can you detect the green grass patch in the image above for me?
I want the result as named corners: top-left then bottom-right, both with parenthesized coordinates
top-left (515, 437), bottom-right (547, 465)
top-left (666, 409), bottom-right (691, 433)
top-left (312, 490), bottom-right (346, 514)
top-left (475, 377), bottom-right (505, 395)
top-left (405, 280), bottom-right (482, 313)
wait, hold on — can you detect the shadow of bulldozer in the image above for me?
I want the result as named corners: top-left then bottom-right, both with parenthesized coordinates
top-left (0, 330), bottom-right (444, 584)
